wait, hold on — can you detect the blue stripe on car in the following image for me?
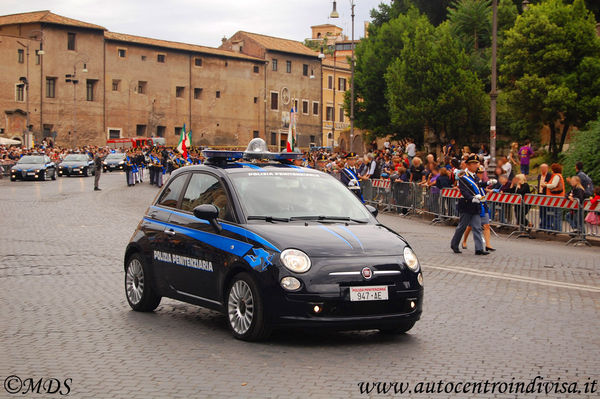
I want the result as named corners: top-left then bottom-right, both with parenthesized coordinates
top-left (318, 225), bottom-right (353, 249)
top-left (148, 206), bottom-right (280, 252)
top-left (144, 217), bottom-right (254, 257)
top-left (336, 225), bottom-right (365, 251)
top-left (237, 163), bottom-right (264, 171)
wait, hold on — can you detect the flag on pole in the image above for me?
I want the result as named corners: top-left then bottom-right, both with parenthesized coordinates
top-left (176, 124), bottom-right (192, 159)
top-left (286, 106), bottom-right (297, 152)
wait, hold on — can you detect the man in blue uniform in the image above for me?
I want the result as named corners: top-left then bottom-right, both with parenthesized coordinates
top-left (340, 152), bottom-right (363, 201)
top-left (450, 155), bottom-right (489, 255)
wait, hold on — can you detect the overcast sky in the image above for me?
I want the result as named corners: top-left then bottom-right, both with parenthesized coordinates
top-left (1, 0), bottom-right (385, 47)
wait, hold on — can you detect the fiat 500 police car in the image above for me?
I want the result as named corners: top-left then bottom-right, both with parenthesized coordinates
top-left (124, 139), bottom-right (423, 341)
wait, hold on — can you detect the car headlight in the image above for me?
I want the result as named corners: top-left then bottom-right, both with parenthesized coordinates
top-left (35, 169), bottom-right (40, 172)
top-left (280, 249), bottom-right (311, 273)
top-left (403, 247), bottom-right (420, 272)
top-left (119, 161), bottom-right (125, 164)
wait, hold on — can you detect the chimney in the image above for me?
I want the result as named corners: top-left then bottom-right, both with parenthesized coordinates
top-left (221, 36), bottom-right (227, 45)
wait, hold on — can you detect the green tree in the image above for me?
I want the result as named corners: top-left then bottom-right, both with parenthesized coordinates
top-left (447, 0), bottom-right (492, 50)
top-left (500, 0), bottom-right (600, 159)
top-left (563, 119), bottom-right (600, 185)
top-left (385, 23), bottom-right (488, 145)
top-left (349, 7), bottom-right (430, 137)
top-left (369, 0), bottom-right (413, 28)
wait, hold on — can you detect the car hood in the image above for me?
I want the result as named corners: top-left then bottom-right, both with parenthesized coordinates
top-left (105, 159), bottom-right (124, 163)
top-left (12, 163), bottom-right (45, 170)
top-left (59, 161), bottom-right (88, 167)
top-left (245, 222), bottom-right (408, 257)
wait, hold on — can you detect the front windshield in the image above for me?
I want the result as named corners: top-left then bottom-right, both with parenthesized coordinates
top-left (106, 153), bottom-right (124, 160)
top-left (229, 170), bottom-right (372, 222)
top-left (63, 154), bottom-right (88, 162)
top-left (18, 156), bottom-right (44, 164)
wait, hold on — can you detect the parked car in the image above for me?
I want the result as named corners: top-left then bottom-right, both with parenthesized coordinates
top-left (103, 152), bottom-right (126, 171)
top-left (58, 154), bottom-right (95, 177)
top-left (10, 155), bottom-right (57, 181)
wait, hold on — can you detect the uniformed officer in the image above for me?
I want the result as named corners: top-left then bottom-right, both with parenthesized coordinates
top-left (340, 152), bottom-right (363, 201)
top-left (450, 154), bottom-right (489, 255)
top-left (315, 154), bottom-right (329, 172)
top-left (124, 150), bottom-right (135, 186)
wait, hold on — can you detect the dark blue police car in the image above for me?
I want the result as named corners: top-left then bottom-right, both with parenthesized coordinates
top-left (124, 139), bottom-right (423, 341)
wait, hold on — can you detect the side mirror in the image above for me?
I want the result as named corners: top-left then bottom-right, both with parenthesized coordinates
top-left (193, 204), bottom-right (222, 232)
top-left (365, 204), bottom-right (378, 218)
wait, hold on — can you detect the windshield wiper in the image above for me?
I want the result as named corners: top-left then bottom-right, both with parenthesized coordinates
top-left (290, 216), bottom-right (368, 224)
top-left (247, 216), bottom-right (290, 223)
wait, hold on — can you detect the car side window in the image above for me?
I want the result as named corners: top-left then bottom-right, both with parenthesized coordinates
top-left (156, 173), bottom-right (188, 208)
top-left (180, 173), bottom-right (234, 222)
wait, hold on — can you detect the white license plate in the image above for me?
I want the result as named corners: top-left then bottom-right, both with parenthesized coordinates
top-left (27, 172), bottom-right (35, 176)
top-left (72, 168), bottom-right (79, 171)
top-left (350, 286), bottom-right (388, 301)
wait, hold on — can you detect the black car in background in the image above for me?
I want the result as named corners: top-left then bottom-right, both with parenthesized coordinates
top-left (123, 139), bottom-right (424, 341)
top-left (103, 152), bottom-right (126, 171)
top-left (58, 154), bottom-right (95, 177)
top-left (10, 155), bottom-right (57, 181)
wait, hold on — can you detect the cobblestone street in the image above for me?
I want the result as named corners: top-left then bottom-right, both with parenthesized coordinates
top-left (1, 172), bottom-right (599, 398)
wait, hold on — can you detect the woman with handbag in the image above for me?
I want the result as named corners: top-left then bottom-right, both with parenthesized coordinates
top-left (540, 163), bottom-right (565, 232)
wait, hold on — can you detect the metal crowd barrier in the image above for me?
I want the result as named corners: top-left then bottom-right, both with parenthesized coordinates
top-left (336, 175), bottom-right (596, 247)
top-left (521, 194), bottom-right (586, 245)
top-left (432, 188), bottom-right (461, 224)
top-left (485, 192), bottom-right (526, 237)
top-left (583, 199), bottom-right (599, 239)
top-left (1, 162), bottom-right (16, 177)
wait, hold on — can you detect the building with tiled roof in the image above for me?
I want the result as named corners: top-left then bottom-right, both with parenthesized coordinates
top-left (220, 31), bottom-right (322, 149)
top-left (0, 10), bottom-right (306, 148)
top-left (0, 10), bottom-right (105, 31)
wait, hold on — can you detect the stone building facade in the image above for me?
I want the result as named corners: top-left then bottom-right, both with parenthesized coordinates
top-left (220, 31), bottom-right (323, 150)
top-left (1, 11), bottom-right (323, 149)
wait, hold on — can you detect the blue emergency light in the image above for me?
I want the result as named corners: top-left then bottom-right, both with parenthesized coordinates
top-left (203, 138), bottom-right (303, 163)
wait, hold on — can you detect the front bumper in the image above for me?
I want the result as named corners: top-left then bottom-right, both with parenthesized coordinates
top-left (11, 170), bottom-right (42, 180)
top-left (273, 287), bottom-right (423, 329)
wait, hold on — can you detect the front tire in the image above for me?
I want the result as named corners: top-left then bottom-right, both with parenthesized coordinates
top-left (125, 253), bottom-right (161, 312)
top-left (226, 272), bottom-right (271, 341)
top-left (51, 169), bottom-right (57, 180)
top-left (39, 170), bottom-right (46, 181)
top-left (378, 320), bottom-right (416, 335)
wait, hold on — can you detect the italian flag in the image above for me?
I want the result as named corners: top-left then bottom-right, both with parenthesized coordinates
top-left (286, 106), bottom-right (296, 152)
top-left (176, 124), bottom-right (192, 158)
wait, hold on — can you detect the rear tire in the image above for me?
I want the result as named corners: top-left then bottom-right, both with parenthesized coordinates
top-left (125, 253), bottom-right (161, 312)
top-left (378, 320), bottom-right (416, 335)
top-left (226, 272), bottom-right (271, 341)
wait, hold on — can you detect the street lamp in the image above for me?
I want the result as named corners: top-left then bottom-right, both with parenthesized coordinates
top-left (489, 0), bottom-right (498, 171)
top-left (65, 57), bottom-right (89, 147)
top-left (330, 0), bottom-right (355, 152)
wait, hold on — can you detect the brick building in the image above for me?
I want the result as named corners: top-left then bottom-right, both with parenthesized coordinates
top-left (1, 11), bottom-right (324, 148)
top-left (220, 31), bottom-right (323, 150)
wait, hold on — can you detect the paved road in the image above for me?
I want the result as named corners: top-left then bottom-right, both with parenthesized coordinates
top-left (1, 172), bottom-right (599, 398)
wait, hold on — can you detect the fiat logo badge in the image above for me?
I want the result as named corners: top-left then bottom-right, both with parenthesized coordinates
top-left (361, 267), bottom-right (373, 280)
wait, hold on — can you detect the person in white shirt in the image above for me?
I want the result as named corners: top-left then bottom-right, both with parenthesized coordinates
top-left (406, 139), bottom-right (416, 165)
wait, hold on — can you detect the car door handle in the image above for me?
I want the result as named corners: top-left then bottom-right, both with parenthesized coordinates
top-left (165, 229), bottom-right (176, 236)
